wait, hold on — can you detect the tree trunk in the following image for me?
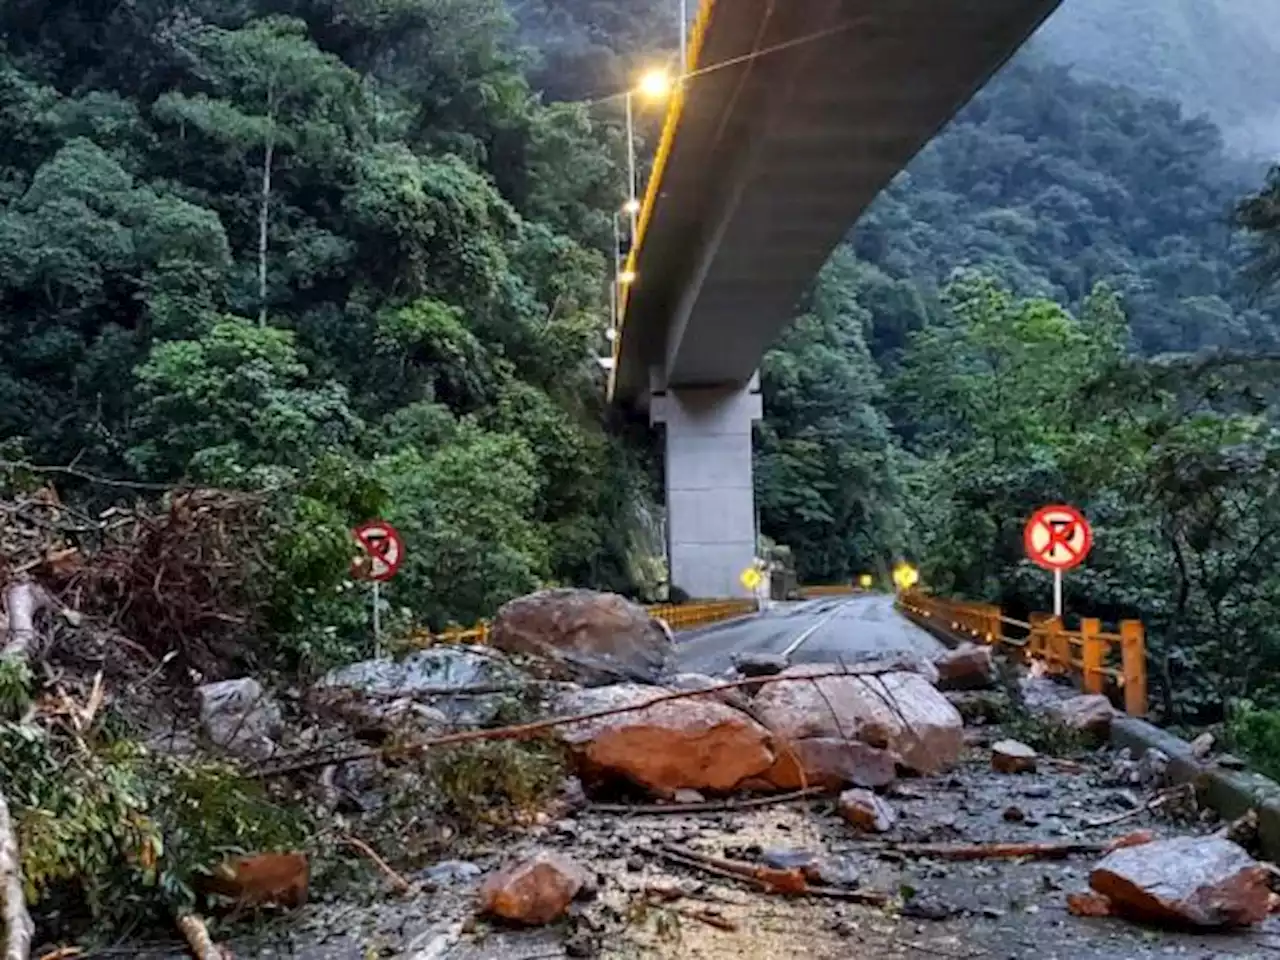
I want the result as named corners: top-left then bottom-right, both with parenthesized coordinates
top-left (2, 582), bottom-right (46, 659)
top-left (258, 137), bottom-right (274, 327)
top-left (0, 784), bottom-right (32, 960)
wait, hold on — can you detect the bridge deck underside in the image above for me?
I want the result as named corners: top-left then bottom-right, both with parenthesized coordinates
top-left (614, 0), bottom-right (1061, 403)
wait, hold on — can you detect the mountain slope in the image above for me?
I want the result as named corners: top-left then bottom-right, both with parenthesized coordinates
top-left (1034, 0), bottom-right (1280, 156)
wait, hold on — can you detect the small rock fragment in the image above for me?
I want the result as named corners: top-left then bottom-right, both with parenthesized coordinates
top-left (424, 860), bottom-right (483, 887)
top-left (733, 652), bottom-right (790, 677)
top-left (991, 739), bottom-right (1038, 774)
top-left (1067, 891), bottom-right (1113, 918)
top-left (196, 852), bottom-right (309, 909)
top-left (479, 851), bottom-right (588, 925)
top-left (809, 855), bottom-right (861, 888)
top-left (1136, 748), bottom-right (1170, 787)
top-left (197, 678), bottom-right (283, 760)
top-left (761, 848), bottom-right (818, 871)
top-left (671, 788), bottom-right (706, 804)
top-left (901, 896), bottom-right (957, 921)
top-left (838, 788), bottom-right (897, 832)
top-left (1189, 732), bottom-right (1215, 759)
top-left (1002, 805), bottom-right (1026, 822)
top-left (1089, 836), bottom-right (1270, 928)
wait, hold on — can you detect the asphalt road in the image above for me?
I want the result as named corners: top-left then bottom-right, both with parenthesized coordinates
top-left (676, 592), bottom-right (944, 675)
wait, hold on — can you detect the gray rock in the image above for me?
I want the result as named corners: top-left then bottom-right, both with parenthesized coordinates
top-left (490, 588), bottom-right (673, 684)
top-left (316, 647), bottom-right (531, 728)
top-left (732, 652), bottom-right (790, 677)
top-left (197, 677), bottom-right (282, 759)
top-left (423, 860), bottom-right (483, 887)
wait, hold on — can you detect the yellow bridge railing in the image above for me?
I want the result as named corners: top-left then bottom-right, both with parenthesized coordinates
top-left (896, 590), bottom-right (1147, 717)
top-left (405, 597), bottom-right (758, 649)
top-left (797, 584), bottom-right (858, 599)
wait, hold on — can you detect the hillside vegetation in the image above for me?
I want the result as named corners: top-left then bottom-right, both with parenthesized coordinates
top-left (1035, 0), bottom-right (1280, 156)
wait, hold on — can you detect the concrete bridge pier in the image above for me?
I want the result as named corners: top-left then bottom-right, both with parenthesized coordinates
top-left (651, 373), bottom-right (761, 599)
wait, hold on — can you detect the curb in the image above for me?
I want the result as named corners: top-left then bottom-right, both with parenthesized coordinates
top-left (1111, 716), bottom-right (1280, 860)
top-left (898, 606), bottom-right (968, 650)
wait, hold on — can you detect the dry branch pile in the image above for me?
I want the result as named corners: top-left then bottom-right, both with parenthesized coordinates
top-left (0, 484), bottom-right (268, 679)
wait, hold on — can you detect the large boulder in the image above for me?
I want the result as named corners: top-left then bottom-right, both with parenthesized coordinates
top-left (479, 851), bottom-right (588, 925)
top-left (197, 678), bottom-right (282, 760)
top-left (1051, 694), bottom-right (1115, 737)
top-left (933, 644), bottom-right (997, 691)
top-left (752, 665), bottom-right (963, 775)
top-left (747, 737), bottom-right (897, 791)
top-left (314, 646), bottom-right (529, 730)
top-left (554, 684), bottom-right (774, 796)
top-left (1089, 836), bottom-right (1271, 928)
top-left (491, 589), bottom-right (673, 684)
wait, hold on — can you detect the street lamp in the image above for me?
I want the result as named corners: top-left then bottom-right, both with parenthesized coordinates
top-left (625, 66), bottom-right (673, 238)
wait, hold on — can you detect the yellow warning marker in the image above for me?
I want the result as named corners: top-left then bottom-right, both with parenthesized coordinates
top-left (858, 573), bottom-right (873, 590)
top-left (740, 567), bottom-right (763, 591)
top-left (892, 562), bottom-right (920, 591)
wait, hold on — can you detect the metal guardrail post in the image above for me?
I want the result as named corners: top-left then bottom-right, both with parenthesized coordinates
top-left (1121, 620), bottom-right (1147, 717)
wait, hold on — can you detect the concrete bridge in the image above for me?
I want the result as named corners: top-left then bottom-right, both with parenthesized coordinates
top-left (611, 0), bottom-right (1063, 598)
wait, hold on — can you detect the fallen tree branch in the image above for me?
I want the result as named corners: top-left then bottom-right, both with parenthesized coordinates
top-left (1083, 784), bottom-right (1193, 829)
top-left (342, 836), bottom-right (411, 895)
top-left (589, 787), bottom-right (827, 816)
top-left (652, 844), bottom-right (889, 906)
top-left (641, 895), bottom-right (739, 932)
top-left (255, 664), bottom-right (909, 779)
top-left (0, 782), bottom-right (33, 960)
top-left (867, 830), bottom-right (1155, 862)
top-left (175, 913), bottom-right (226, 960)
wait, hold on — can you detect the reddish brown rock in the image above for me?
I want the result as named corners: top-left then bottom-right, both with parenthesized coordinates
top-left (933, 643), bottom-right (997, 691)
top-left (838, 789), bottom-right (896, 832)
top-left (554, 684), bottom-right (774, 795)
top-left (196, 853), bottom-right (309, 909)
top-left (490, 589), bottom-right (672, 683)
top-left (1051, 694), bottom-right (1115, 737)
top-left (479, 851), bottom-right (588, 925)
top-left (991, 739), bottom-right (1038, 774)
top-left (752, 665), bottom-right (963, 775)
top-left (1089, 836), bottom-right (1270, 928)
top-left (1067, 891), bottom-right (1113, 918)
top-left (749, 737), bottom-right (897, 791)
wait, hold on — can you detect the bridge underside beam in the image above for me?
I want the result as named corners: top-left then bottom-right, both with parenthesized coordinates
top-left (651, 376), bottom-right (762, 600)
top-left (613, 0), bottom-right (1063, 402)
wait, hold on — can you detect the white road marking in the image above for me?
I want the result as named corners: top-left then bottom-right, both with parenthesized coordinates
top-left (780, 598), bottom-right (853, 658)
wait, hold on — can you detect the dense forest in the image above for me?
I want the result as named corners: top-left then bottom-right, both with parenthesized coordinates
top-left (3, 0), bottom-right (1280, 724)
top-left (1035, 0), bottom-right (1280, 157)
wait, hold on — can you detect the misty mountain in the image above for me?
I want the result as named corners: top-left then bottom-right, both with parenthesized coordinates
top-left (1034, 0), bottom-right (1280, 156)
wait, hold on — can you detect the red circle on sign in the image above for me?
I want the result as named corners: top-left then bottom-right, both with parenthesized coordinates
top-left (352, 520), bottom-right (404, 582)
top-left (1023, 505), bottom-right (1092, 572)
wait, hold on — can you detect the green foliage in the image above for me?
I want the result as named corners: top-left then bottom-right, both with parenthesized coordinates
top-left (0, 720), bottom-right (307, 933)
top-left (0, 656), bottom-right (33, 721)
top-left (1226, 699), bottom-right (1280, 782)
top-left (0, 0), bottom-right (659, 648)
top-left (417, 738), bottom-right (567, 825)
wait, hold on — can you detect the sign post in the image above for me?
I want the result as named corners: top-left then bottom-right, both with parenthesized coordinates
top-left (1023, 505), bottom-right (1092, 618)
top-left (741, 564), bottom-right (764, 611)
top-left (352, 520), bottom-right (404, 655)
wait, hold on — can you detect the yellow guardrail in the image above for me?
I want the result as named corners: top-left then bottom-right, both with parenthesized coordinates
top-left (896, 590), bottom-right (1147, 717)
top-left (405, 596), bottom-right (757, 650)
top-left (797, 584), bottom-right (857, 599)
